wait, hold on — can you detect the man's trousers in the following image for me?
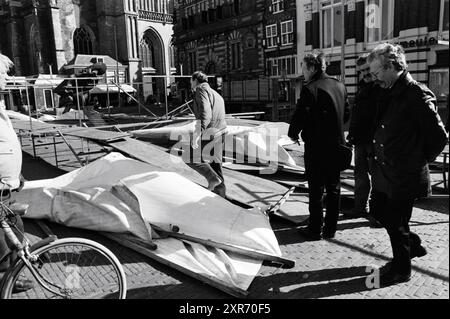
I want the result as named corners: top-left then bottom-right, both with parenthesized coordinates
top-left (371, 190), bottom-right (422, 275)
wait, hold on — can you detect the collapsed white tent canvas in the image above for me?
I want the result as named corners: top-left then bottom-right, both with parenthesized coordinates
top-left (131, 120), bottom-right (299, 168)
top-left (14, 152), bottom-right (282, 291)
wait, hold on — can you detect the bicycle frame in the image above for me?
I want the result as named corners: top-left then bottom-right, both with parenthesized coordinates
top-left (0, 201), bottom-right (72, 298)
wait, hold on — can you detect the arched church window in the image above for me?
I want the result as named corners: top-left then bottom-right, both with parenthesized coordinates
top-left (30, 24), bottom-right (42, 74)
top-left (168, 44), bottom-right (175, 69)
top-left (140, 36), bottom-right (155, 68)
top-left (73, 27), bottom-right (93, 55)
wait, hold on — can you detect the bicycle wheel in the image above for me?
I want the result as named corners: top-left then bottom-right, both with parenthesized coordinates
top-left (1, 238), bottom-right (127, 299)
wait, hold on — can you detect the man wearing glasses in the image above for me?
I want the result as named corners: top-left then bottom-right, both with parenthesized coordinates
top-left (346, 54), bottom-right (382, 228)
top-left (367, 43), bottom-right (448, 286)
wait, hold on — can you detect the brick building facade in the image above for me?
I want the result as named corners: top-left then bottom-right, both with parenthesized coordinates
top-left (173, 0), bottom-right (266, 81)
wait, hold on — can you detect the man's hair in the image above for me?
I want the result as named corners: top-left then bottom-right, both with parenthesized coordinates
top-left (303, 50), bottom-right (327, 72)
top-left (367, 43), bottom-right (408, 71)
top-left (191, 71), bottom-right (208, 83)
top-left (356, 53), bottom-right (369, 66)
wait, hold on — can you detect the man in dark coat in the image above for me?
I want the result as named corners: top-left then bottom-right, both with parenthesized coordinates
top-left (288, 51), bottom-right (350, 240)
top-left (367, 43), bottom-right (448, 286)
top-left (188, 71), bottom-right (227, 197)
top-left (346, 54), bottom-right (382, 227)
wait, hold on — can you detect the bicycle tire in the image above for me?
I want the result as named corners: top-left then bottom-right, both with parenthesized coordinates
top-left (1, 237), bottom-right (127, 299)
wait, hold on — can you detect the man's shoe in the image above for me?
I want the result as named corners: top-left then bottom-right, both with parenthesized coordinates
top-left (379, 261), bottom-right (393, 275)
top-left (380, 246), bottom-right (427, 275)
top-left (12, 278), bottom-right (35, 294)
top-left (380, 270), bottom-right (411, 287)
top-left (411, 245), bottom-right (427, 259)
top-left (298, 227), bottom-right (322, 241)
top-left (322, 228), bottom-right (336, 239)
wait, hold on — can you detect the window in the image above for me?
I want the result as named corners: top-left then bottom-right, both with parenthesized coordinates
top-left (231, 42), bottom-right (241, 70)
top-left (281, 20), bottom-right (294, 45)
top-left (429, 68), bottom-right (449, 102)
top-left (30, 24), bottom-right (42, 75)
top-left (272, 0), bottom-right (283, 13)
top-left (188, 51), bottom-right (196, 74)
top-left (365, 0), bottom-right (393, 43)
top-left (44, 89), bottom-right (54, 108)
top-left (217, 5), bottom-right (223, 19)
top-left (266, 24), bottom-right (278, 48)
top-left (234, 0), bottom-right (240, 15)
top-left (208, 8), bottom-right (216, 22)
top-left (441, 0), bottom-right (449, 31)
top-left (73, 27), bottom-right (93, 55)
top-left (140, 36), bottom-right (155, 69)
top-left (267, 56), bottom-right (297, 76)
top-left (246, 36), bottom-right (256, 48)
top-left (169, 45), bottom-right (175, 69)
top-left (320, 0), bottom-right (343, 48)
top-left (188, 15), bottom-right (195, 28)
top-left (181, 17), bottom-right (187, 29)
top-left (201, 11), bottom-right (208, 23)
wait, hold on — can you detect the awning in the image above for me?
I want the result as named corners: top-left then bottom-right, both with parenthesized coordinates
top-left (89, 84), bottom-right (136, 94)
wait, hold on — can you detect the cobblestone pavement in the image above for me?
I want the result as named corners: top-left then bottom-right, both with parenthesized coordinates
top-left (19, 197), bottom-right (448, 300)
top-left (14, 152), bottom-right (449, 299)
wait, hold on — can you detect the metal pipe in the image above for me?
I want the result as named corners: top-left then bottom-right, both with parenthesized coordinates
top-left (75, 78), bottom-right (82, 127)
top-left (25, 81), bottom-right (33, 133)
top-left (56, 130), bottom-right (84, 167)
top-left (164, 76), bottom-right (169, 119)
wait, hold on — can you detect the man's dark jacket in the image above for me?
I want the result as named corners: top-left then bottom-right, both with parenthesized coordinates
top-left (348, 80), bottom-right (381, 145)
top-left (288, 72), bottom-right (350, 168)
top-left (371, 71), bottom-right (448, 199)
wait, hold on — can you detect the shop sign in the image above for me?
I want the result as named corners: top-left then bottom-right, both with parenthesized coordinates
top-left (397, 37), bottom-right (438, 49)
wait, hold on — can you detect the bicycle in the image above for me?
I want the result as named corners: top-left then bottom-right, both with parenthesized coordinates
top-left (0, 189), bottom-right (127, 299)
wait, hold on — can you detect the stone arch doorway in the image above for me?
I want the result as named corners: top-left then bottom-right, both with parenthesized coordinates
top-left (140, 27), bottom-right (165, 105)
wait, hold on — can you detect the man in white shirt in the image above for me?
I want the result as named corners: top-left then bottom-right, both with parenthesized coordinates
top-left (0, 54), bottom-right (34, 293)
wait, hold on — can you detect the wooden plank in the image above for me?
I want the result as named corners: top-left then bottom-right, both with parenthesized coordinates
top-left (103, 233), bottom-right (249, 298)
top-left (10, 119), bottom-right (68, 133)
